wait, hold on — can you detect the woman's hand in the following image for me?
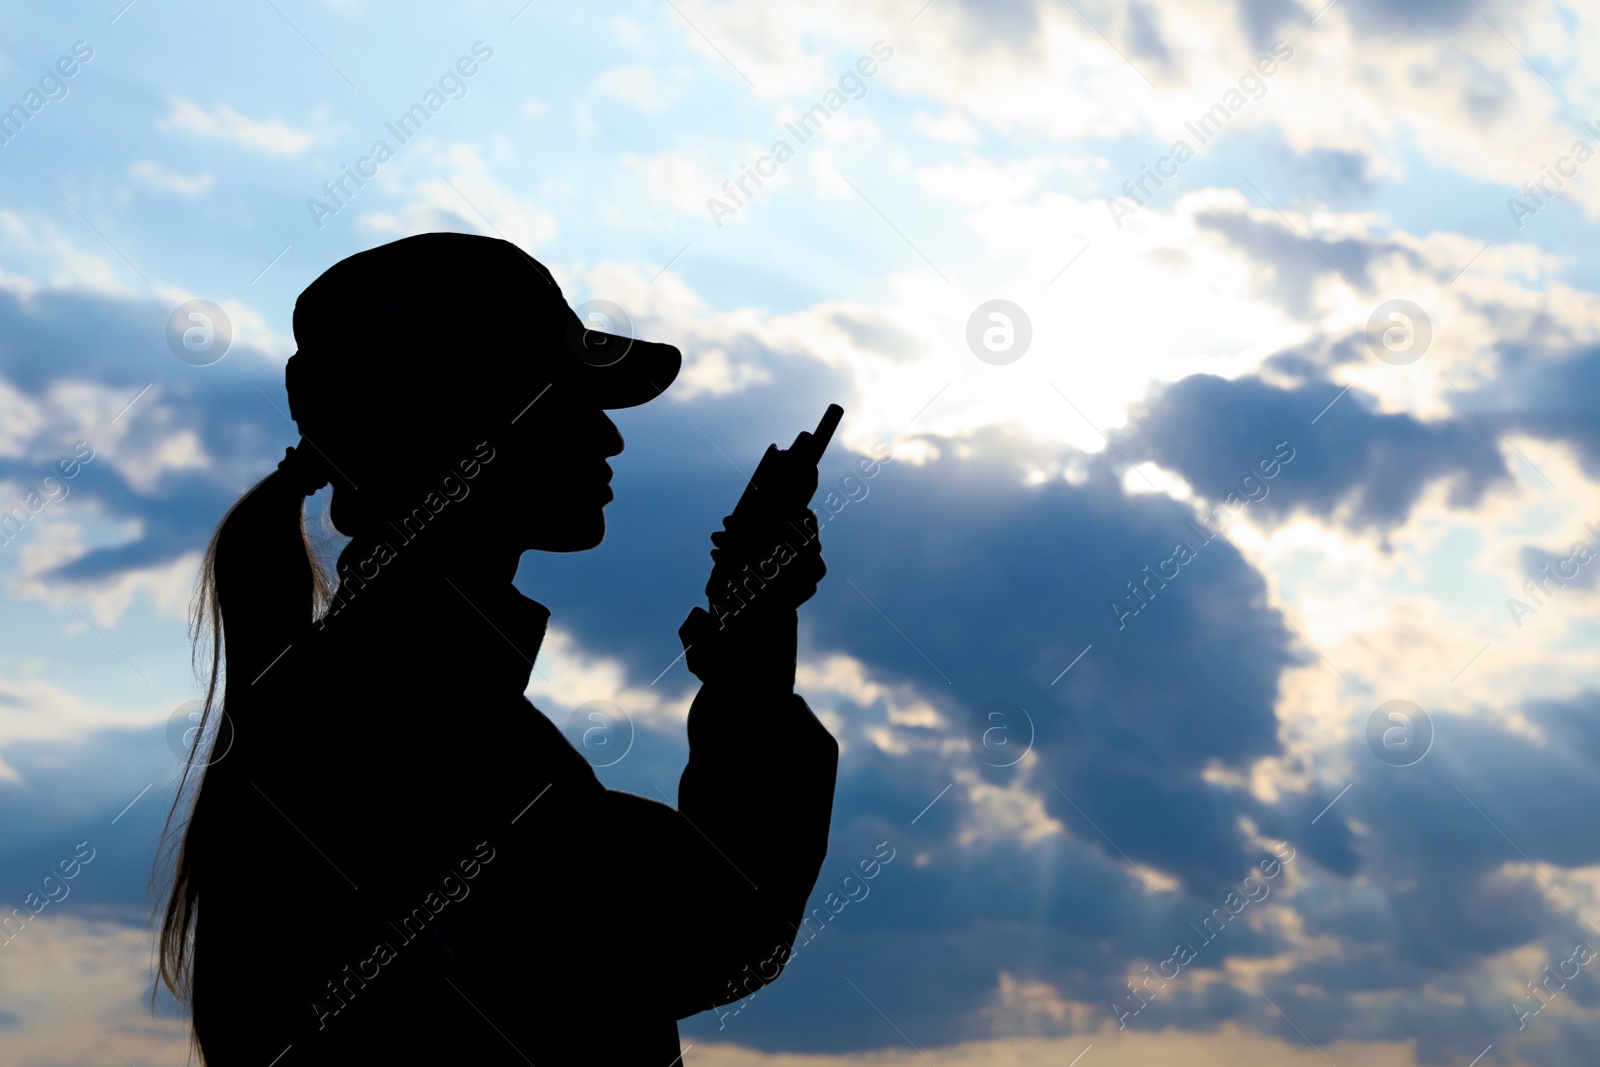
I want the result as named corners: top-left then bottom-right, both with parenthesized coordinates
top-left (706, 506), bottom-right (826, 614)
top-left (680, 506), bottom-right (825, 688)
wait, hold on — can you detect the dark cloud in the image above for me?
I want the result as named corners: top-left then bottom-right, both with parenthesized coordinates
top-left (1126, 2), bottom-right (1173, 66)
top-left (1, 284), bottom-right (1312, 1052)
top-left (1236, 694), bottom-right (1600, 1057)
top-left (1195, 208), bottom-right (1422, 317)
top-left (1258, 332), bottom-right (1370, 381)
top-left (0, 285), bottom-right (304, 581)
top-left (1473, 342), bottom-right (1600, 478)
top-left (1452, 53), bottom-right (1514, 123)
top-left (1305, 147), bottom-right (1374, 197)
top-left (1335, 0), bottom-right (1483, 33)
top-left (0, 723), bottom-right (177, 913)
top-left (1520, 542), bottom-right (1600, 592)
top-left (1237, 0), bottom-right (1302, 49)
top-left (1117, 373), bottom-right (1509, 530)
top-left (522, 389), bottom-right (1304, 906)
top-left (1026, 690), bottom-right (1600, 1061)
top-left (656, 415), bottom-right (1331, 1052)
top-left (9, 283), bottom-right (1600, 1063)
top-left (827, 310), bottom-right (923, 363)
top-left (1345, 696), bottom-right (1600, 876)
top-left (1253, 789), bottom-right (1361, 876)
top-left (953, 0), bottom-right (1042, 48)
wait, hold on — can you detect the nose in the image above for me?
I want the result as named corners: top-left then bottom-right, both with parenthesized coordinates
top-left (599, 412), bottom-right (623, 458)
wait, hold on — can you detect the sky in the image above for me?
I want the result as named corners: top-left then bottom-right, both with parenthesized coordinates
top-left (1, 0), bottom-right (1599, 1063)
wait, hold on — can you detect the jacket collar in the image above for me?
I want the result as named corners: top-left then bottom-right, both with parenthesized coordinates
top-left (322, 543), bottom-right (550, 693)
top-left (437, 577), bottom-right (551, 690)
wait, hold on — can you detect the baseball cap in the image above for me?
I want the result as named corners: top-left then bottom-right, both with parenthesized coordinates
top-left (286, 233), bottom-right (682, 433)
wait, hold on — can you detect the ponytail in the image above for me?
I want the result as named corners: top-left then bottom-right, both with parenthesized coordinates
top-left (155, 445), bottom-right (333, 1038)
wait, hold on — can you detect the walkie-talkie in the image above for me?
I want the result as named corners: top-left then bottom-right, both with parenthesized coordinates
top-left (680, 404), bottom-right (843, 651)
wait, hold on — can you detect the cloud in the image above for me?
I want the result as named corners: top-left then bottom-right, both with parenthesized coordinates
top-left (675, 0), bottom-right (1597, 224)
top-left (0, 676), bottom-right (167, 781)
top-left (1336, 0), bottom-right (1478, 32)
top-left (0, 283), bottom-right (300, 630)
top-left (1194, 206), bottom-right (1419, 317)
top-left (1476, 342), bottom-right (1600, 478)
top-left (910, 110), bottom-right (982, 143)
top-left (916, 158), bottom-right (1045, 205)
top-left (1238, 0), bottom-right (1304, 48)
top-left (689, 1026), bottom-right (1426, 1065)
top-left (1126, 2), bottom-right (1175, 67)
top-left (621, 150), bottom-right (731, 218)
top-left (1118, 372), bottom-right (1510, 530)
top-left (1220, 692), bottom-right (1600, 1060)
top-left (518, 384), bottom-right (1305, 914)
top-left (4, 101), bottom-right (1600, 1061)
top-left (0, 915), bottom-right (190, 1066)
top-left (593, 64), bottom-right (684, 113)
top-left (128, 160), bottom-right (215, 198)
top-left (1520, 541), bottom-right (1600, 592)
top-left (355, 143), bottom-right (558, 248)
top-left (158, 97), bottom-right (312, 155)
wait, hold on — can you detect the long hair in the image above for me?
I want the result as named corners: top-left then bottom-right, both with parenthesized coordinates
top-left (154, 459), bottom-right (333, 1048)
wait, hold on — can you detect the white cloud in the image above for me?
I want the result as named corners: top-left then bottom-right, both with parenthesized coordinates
top-left (622, 150), bottom-right (731, 218)
top-left (0, 913), bottom-right (1435, 1067)
top-left (158, 97), bottom-right (312, 156)
top-left (0, 211), bottom-right (143, 297)
top-left (524, 625), bottom-right (690, 735)
top-left (128, 160), bottom-right (215, 198)
top-left (0, 916), bottom-right (191, 1066)
top-left (80, 553), bottom-right (201, 628)
top-left (0, 215), bottom-right (291, 363)
top-left (0, 377), bottom-right (47, 458)
top-left (916, 158), bottom-right (1046, 205)
top-left (670, 0), bottom-right (1600, 222)
top-left (954, 763), bottom-right (1069, 850)
top-left (104, 427), bottom-right (209, 495)
top-left (912, 110), bottom-right (982, 143)
top-left (690, 1026), bottom-right (1425, 1065)
top-left (610, 14), bottom-right (646, 50)
top-left (1228, 433), bottom-right (1600, 818)
top-left (574, 100), bottom-right (599, 141)
top-left (357, 142), bottom-right (558, 249)
top-left (593, 64), bottom-right (678, 113)
top-left (0, 675), bottom-right (168, 780)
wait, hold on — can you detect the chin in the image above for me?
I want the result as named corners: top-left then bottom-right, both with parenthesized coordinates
top-left (533, 516), bottom-right (606, 553)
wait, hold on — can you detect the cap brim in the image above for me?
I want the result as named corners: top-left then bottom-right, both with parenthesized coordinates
top-left (562, 309), bottom-right (681, 409)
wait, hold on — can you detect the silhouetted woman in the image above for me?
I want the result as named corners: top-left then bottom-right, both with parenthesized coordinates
top-left (156, 233), bottom-right (839, 1065)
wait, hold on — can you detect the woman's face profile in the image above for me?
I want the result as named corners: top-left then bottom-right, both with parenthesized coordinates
top-left (487, 399), bottom-right (624, 554)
